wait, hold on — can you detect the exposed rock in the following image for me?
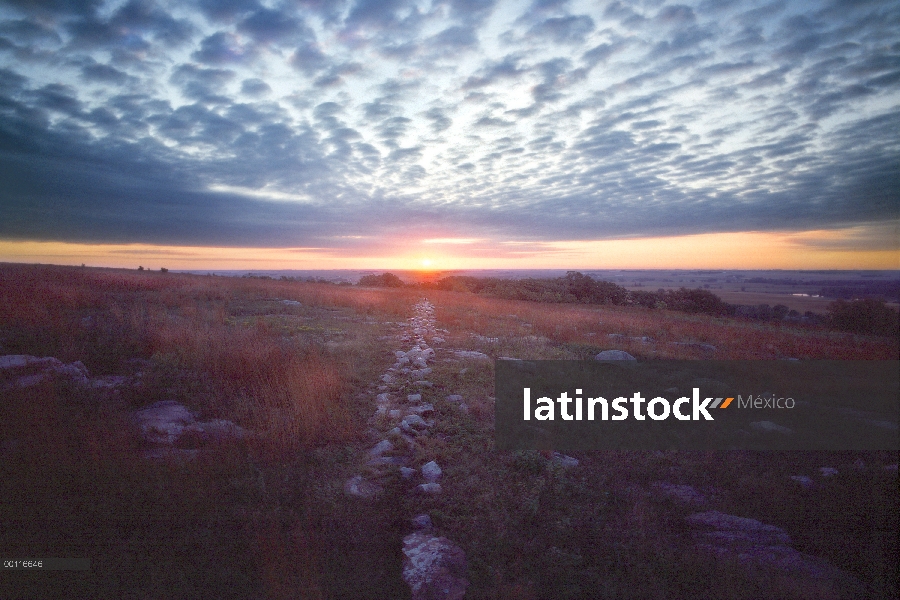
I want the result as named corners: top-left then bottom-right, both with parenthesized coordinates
top-left (192, 419), bottom-right (248, 441)
top-left (594, 350), bottom-right (636, 361)
top-left (687, 510), bottom-right (867, 596)
top-left (402, 414), bottom-right (429, 429)
top-left (551, 453), bottom-right (579, 469)
top-left (400, 467), bottom-right (416, 479)
top-left (407, 404), bottom-right (434, 416)
top-left (281, 300), bottom-right (301, 306)
top-left (789, 475), bottom-right (815, 489)
top-left (446, 395), bottom-right (463, 402)
top-left (132, 401), bottom-right (196, 445)
top-left (819, 467), bottom-right (838, 477)
top-left (749, 421), bottom-right (792, 435)
top-left (452, 350), bottom-right (490, 361)
top-left (412, 514), bottom-right (433, 530)
top-left (131, 401), bottom-right (246, 448)
top-left (344, 475), bottom-right (382, 498)
top-left (408, 393), bottom-right (423, 403)
top-left (431, 336), bottom-right (445, 344)
top-left (422, 460), bottom-right (442, 482)
top-left (652, 482), bottom-right (707, 505)
top-left (687, 511), bottom-right (791, 548)
top-left (402, 532), bottom-right (468, 600)
top-left (369, 439), bottom-right (394, 457)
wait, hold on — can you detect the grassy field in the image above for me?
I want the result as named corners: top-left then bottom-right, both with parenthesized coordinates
top-left (1, 263), bottom-right (896, 599)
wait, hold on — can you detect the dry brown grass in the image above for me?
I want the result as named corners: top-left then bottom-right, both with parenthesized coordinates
top-left (426, 288), bottom-right (898, 359)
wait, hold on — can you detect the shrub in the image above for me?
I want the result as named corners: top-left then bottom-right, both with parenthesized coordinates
top-left (827, 299), bottom-right (899, 337)
top-left (358, 272), bottom-right (404, 287)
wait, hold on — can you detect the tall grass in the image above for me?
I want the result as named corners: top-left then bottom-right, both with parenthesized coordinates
top-left (425, 289), bottom-right (898, 359)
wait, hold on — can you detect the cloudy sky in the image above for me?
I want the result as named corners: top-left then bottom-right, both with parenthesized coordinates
top-left (0, 0), bottom-right (898, 270)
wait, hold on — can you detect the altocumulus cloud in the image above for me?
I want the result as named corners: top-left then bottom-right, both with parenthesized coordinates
top-left (0, 0), bottom-right (898, 254)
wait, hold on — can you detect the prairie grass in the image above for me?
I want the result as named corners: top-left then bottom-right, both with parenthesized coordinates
top-left (1, 264), bottom-right (896, 599)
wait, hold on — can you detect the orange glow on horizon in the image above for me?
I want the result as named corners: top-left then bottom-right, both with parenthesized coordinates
top-left (1, 226), bottom-right (897, 271)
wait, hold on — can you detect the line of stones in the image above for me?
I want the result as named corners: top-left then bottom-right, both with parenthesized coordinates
top-left (344, 299), bottom-right (468, 600)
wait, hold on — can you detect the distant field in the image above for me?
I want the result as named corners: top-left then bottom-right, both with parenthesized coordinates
top-left (686, 289), bottom-right (836, 313)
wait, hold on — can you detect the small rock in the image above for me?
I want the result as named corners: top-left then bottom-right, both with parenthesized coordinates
top-left (400, 467), bottom-right (416, 479)
top-left (819, 467), bottom-right (838, 477)
top-left (412, 514), bottom-right (433, 530)
top-left (389, 409), bottom-right (403, 419)
top-left (281, 299), bottom-right (301, 306)
top-left (422, 460), bottom-right (442, 482)
top-left (790, 475), bottom-right (815, 488)
top-left (416, 483), bottom-right (442, 494)
top-left (408, 393), bottom-right (423, 403)
top-left (594, 350), bottom-right (636, 361)
top-left (446, 395), bottom-right (463, 402)
top-left (369, 439), bottom-right (394, 457)
top-left (457, 403), bottom-right (469, 414)
top-left (403, 414), bottom-right (429, 429)
top-left (431, 336), bottom-right (445, 344)
top-left (551, 453), bottom-right (579, 469)
top-left (345, 475), bottom-right (382, 498)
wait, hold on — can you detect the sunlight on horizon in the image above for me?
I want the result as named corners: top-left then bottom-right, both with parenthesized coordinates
top-left (2, 226), bottom-right (897, 271)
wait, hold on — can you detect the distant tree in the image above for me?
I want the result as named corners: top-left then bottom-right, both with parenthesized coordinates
top-left (772, 304), bottom-right (790, 320)
top-left (138, 266), bottom-right (144, 271)
top-left (358, 272), bottom-right (404, 287)
top-left (160, 267), bottom-right (169, 273)
top-left (827, 299), bottom-right (899, 336)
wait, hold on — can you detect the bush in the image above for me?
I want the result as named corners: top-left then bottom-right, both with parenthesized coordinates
top-left (827, 299), bottom-right (899, 337)
top-left (358, 272), bottom-right (404, 287)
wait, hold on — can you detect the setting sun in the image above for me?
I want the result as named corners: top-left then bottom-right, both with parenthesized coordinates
top-left (420, 259), bottom-right (433, 268)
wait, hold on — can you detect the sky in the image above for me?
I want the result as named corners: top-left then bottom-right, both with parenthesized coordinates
top-left (0, 0), bottom-right (898, 270)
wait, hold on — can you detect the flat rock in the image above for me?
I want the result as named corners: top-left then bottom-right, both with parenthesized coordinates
top-left (687, 511), bottom-right (791, 547)
top-left (652, 482), bottom-right (707, 505)
top-left (446, 395), bottom-right (463, 402)
top-left (452, 350), bottom-right (490, 361)
top-left (132, 401), bottom-right (196, 445)
top-left (402, 533), bottom-right (468, 600)
top-left (416, 483), bottom-right (442, 494)
top-left (594, 350), bottom-right (636, 361)
top-left (551, 453), bottom-right (579, 469)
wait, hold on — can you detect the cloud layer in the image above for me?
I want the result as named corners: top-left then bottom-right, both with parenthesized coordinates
top-left (1, 0), bottom-right (898, 257)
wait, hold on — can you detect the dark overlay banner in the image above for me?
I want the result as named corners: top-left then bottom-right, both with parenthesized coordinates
top-left (495, 360), bottom-right (899, 451)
